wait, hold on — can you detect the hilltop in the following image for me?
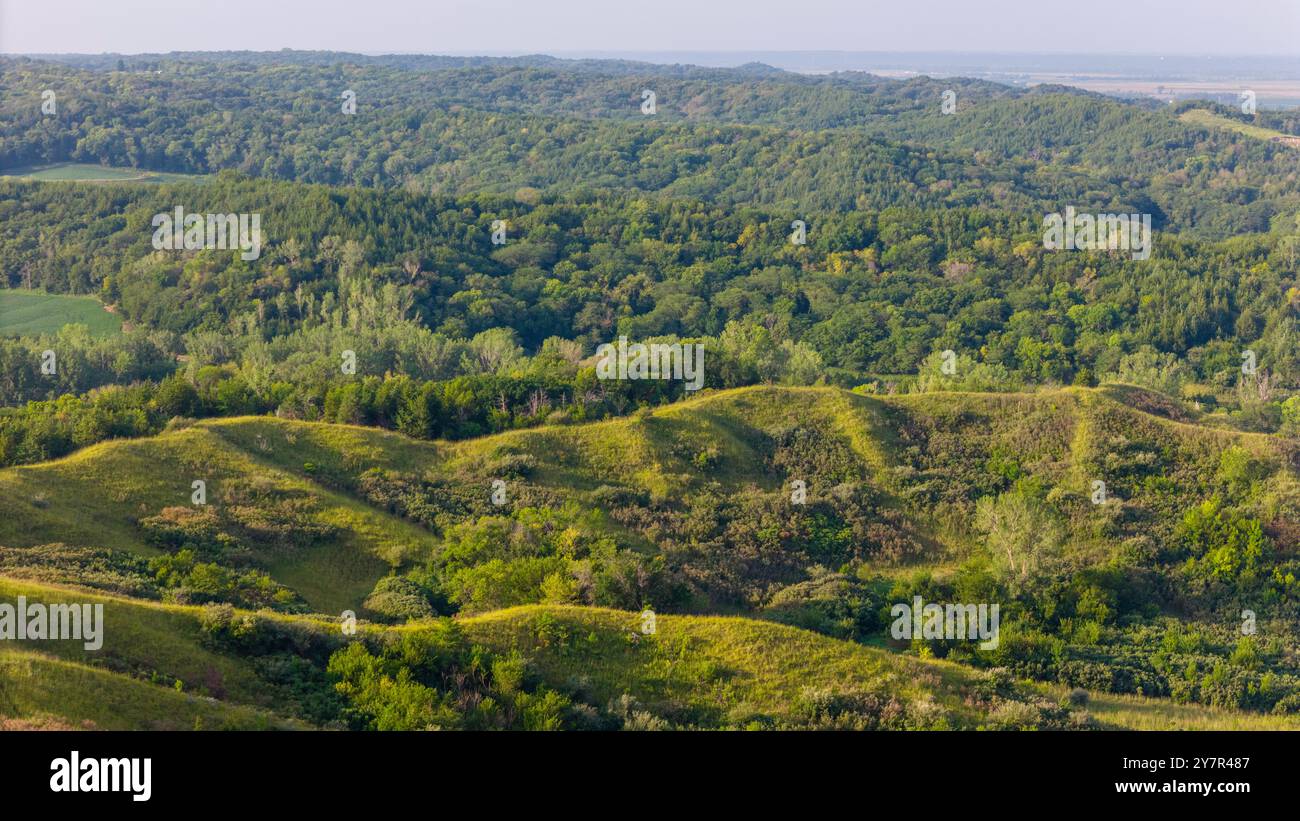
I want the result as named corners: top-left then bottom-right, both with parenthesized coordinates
top-left (5, 570), bottom-right (1296, 730)
top-left (1, 384), bottom-right (1298, 728)
top-left (4, 384), bottom-right (1294, 608)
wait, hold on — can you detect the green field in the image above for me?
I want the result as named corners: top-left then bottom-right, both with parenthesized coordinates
top-left (0, 162), bottom-right (206, 183)
top-left (1179, 108), bottom-right (1300, 145)
top-left (0, 290), bottom-right (123, 337)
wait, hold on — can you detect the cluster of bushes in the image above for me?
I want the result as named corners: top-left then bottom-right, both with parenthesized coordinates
top-left (148, 549), bottom-right (301, 611)
top-left (326, 624), bottom-right (579, 730)
top-left (133, 491), bottom-right (341, 611)
top-left (0, 543), bottom-right (156, 598)
top-left (409, 504), bottom-right (687, 616)
top-left (197, 604), bottom-right (348, 724)
top-left (353, 468), bottom-right (477, 533)
top-left (195, 604), bottom-right (657, 730)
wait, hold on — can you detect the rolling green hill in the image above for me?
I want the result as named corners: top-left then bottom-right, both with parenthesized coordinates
top-left (1, 575), bottom-right (1294, 730)
top-left (4, 384), bottom-right (1295, 610)
top-left (0, 576), bottom-right (306, 729)
top-left (462, 604), bottom-right (1300, 730)
top-left (1, 384), bottom-right (1298, 729)
top-left (0, 422), bottom-right (433, 612)
top-left (0, 575), bottom-right (1067, 730)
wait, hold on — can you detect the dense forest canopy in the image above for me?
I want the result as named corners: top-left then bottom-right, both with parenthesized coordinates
top-left (1, 174), bottom-right (1298, 447)
top-left (2, 50), bottom-right (1297, 481)
top-left (3, 54), bottom-right (1300, 235)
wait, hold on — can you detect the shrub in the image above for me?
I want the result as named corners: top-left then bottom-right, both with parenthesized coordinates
top-left (364, 575), bottom-right (436, 622)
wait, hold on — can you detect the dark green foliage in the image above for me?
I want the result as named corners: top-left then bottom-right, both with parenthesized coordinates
top-left (325, 622), bottom-right (574, 730)
top-left (363, 575), bottom-right (437, 622)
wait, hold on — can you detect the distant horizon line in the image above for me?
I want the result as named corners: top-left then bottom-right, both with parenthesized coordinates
top-left (4, 48), bottom-right (1299, 60)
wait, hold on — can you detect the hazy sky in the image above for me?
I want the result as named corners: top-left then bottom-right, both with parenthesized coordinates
top-left (1, 0), bottom-right (1296, 56)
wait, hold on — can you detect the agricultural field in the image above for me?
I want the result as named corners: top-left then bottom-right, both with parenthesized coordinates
top-left (0, 162), bottom-right (206, 183)
top-left (0, 289), bottom-right (122, 337)
top-left (1179, 107), bottom-right (1300, 145)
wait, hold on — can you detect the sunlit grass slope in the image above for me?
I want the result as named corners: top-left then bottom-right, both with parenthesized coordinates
top-left (461, 603), bottom-right (1002, 727)
top-left (0, 426), bottom-right (433, 612)
top-left (0, 576), bottom-right (316, 728)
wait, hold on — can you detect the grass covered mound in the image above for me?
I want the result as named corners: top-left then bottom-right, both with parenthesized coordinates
top-left (1, 384), bottom-right (1298, 728)
top-left (461, 604), bottom-right (1081, 729)
top-left (0, 424), bottom-right (432, 613)
top-left (4, 578), bottom-right (1293, 730)
top-left (0, 575), bottom-right (1083, 730)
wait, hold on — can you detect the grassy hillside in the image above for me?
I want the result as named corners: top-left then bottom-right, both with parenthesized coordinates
top-left (462, 604), bottom-right (1053, 729)
top-left (2, 384), bottom-right (1298, 729)
top-left (0, 423), bottom-right (432, 612)
top-left (0, 575), bottom-right (1078, 730)
top-left (0, 575), bottom-right (1069, 730)
top-left (1039, 684), bottom-right (1300, 731)
top-left (208, 382), bottom-right (1288, 496)
top-left (0, 577), bottom-right (281, 703)
top-left (465, 605), bottom-right (1300, 730)
top-left (2, 577), bottom-right (1289, 730)
top-left (0, 576), bottom-right (317, 728)
top-left (0, 650), bottom-right (292, 730)
top-left (1179, 108), bottom-right (1300, 145)
top-left (5, 384), bottom-right (1295, 611)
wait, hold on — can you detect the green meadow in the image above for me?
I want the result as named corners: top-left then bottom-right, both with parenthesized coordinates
top-left (0, 162), bottom-right (207, 183)
top-left (0, 290), bottom-right (123, 337)
top-left (0, 384), bottom-right (1297, 730)
top-left (1179, 108), bottom-right (1299, 144)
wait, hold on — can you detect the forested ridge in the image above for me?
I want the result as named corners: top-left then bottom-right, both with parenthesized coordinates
top-left (2, 171), bottom-right (1298, 465)
top-left (4, 53), bottom-right (1300, 235)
